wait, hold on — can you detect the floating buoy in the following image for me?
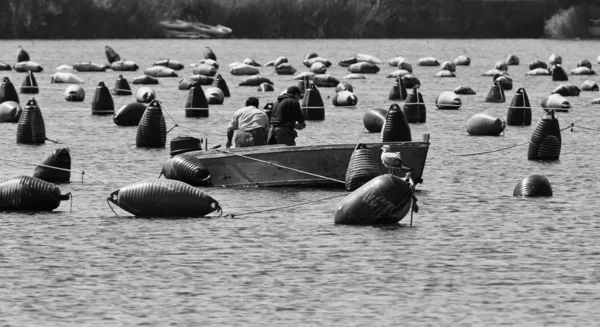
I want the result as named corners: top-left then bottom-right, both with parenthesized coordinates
top-left (507, 87), bottom-right (531, 126)
top-left (550, 64), bottom-right (568, 81)
top-left (239, 75), bottom-right (272, 86)
top-left (302, 83), bottom-right (325, 120)
top-left (112, 74), bottom-right (132, 96)
top-left (549, 54), bottom-right (562, 66)
top-left (363, 108), bottom-right (387, 133)
top-left (105, 45), bottom-right (120, 63)
top-left (570, 66), bottom-right (595, 75)
top-left (495, 61), bottom-right (508, 71)
top-left (204, 87), bottom-right (225, 105)
top-left (344, 73), bottom-right (366, 79)
top-left (581, 80), bottom-right (599, 91)
top-left (332, 90), bottom-right (358, 106)
top-left (192, 63), bottom-right (217, 76)
top-left (454, 55), bottom-right (471, 66)
top-left (64, 84), bottom-right (85, 102)
top-left (0, 176), bottom-right (70, 211)
top-left (293, 72), bottom-right (315, 80)
top-left (526, 68), bottom-right (550, 76)
top-left (273, 56), bottom-right (288, 67)
top-left (440, 61), bottom-right (456, 72)
top-left (275, 63), bottom-right (297, 75)
top-left (381, 103), bottom-right (411, 142)
top-left (13, 61), bottom-right (43, 73)
top-left (73, 61), bottom-right (107, 72)
top-left (552, 84), bottom-right (580, 96)
top-left (136, 100), bottom-right (166, 148)
top-left (144, 66), bottom-right (178, 77)
top-left (0, 61), bottom-right (12, 71)
top-left (388, 77), bottom-right (407, 100)
top-left (577, 59), bottom-right (592, 69)
top-left (243, 58), bottom-right (261, 67)
top-left (154, 59), bottom-right (184, 71)
top-left (481, 68), bottom-right (506, 76)
top-left (401, 74), bottom-right (420, 89)
top-left (312, 74), bottom-right (340, 87)
top-left (304, 57), bottom-right (332, 68)
top-left (386, 69), bottom-right (410, 78)
top-left (33, 148), bottom-right (71, 183)
top-left (0, 101), bottom-right (22, 123)
top-left (338, 57), bottom-right (358, 67)
top-left (528, 110), bottom-right (561, 160)
top-left (403, 87), bottom-right (426, 123)
top-left (91, 81), bottom-right (114, 115)
top-left (131, 74), bottom-right (159, 85)
top-left (185, 82), bottom-right (209, 118)
top-left (334, 174), bottom-right (414, 225)
top-left (397, 60), bottom-right (413, 72)
top-left (513, 174), bottom-right (553, 197)
top-left (493, 74), bottom-right (513, 90)
top-left (348, 62), bottom-right (380, 74)
top-left (310, 62), bottom-right (327, 74)
top-left (335, 82), bottom-right (353, 93)
top-left (0, 77), bottom-right (19, 104)
top-left (485, 81), bottom-right (505, 103)
top-left (170, 136), bottom-right (202, 156)
top-left (257, 82), bottom-right (274, 92)
top-left (344, 143), bottom-right (382, 191)
top-left (107, 179), bottom-right (220, 218)
top-left (16, 98), bottom-right (46, 144)
top-left (111, 60), bottom-right (139, 71)
top-left (204, 47), bottom-right (217, 61)
top-left (51, 72), bottom-right (84, 84)
top-left (435, 91), bottom-right (461, 110)
top-left (435, 70), bottom-right (455, 77)
top-left (16, 46), bottom-right (30, 62)
top-left (417, 57), bottom-right (439, 66)
top-left (529, 59), bottom-right (547, 70)
top-left (506, 54), bottom-right (520, 65)
top-left (191, 59), bottom-right (218, 69)
top-left (388, 56), bottom-right (408, 67)
top-left (541, 94), bottom-right (570, 112)
top-left (230, 63), bottom-right (259, 76)
top-left (136, 87), bottom-right (155, 103)
top-left (20, 71), bottom-right (38, 94)
top-left (454, 85), bottom-right (476, 95)
top-left (182, 75), bottom-right (214, 88)
top-left (161, 155), bottom-right (211, 186)
top-left (465, 113), bottom-right (506, 136)
top-left (114, 103), bottom-right (147, 126)
top-left (304, 53), bottom-right (318, 62)
top-left (356, 53), bottom-right (382, 64)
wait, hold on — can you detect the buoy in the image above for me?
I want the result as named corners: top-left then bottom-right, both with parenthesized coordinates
top-left (552, 84), bottom-right (580, 96)
top-left (107, 179), bottom-right (220, 217)
top-left (454, 86), bottom-right (476, 95)
top-left (192, 63), bottom-right (217, 76)
top-left (332, 90), bottom-right (358, 106)
top-left (403, 87), bottom-right (426, 123)
top-left (113, 103), bottom-right (147, 126)
top-left (91, 81), bottom-right (114, 115)
top-left (381, 103), bottom-right (411, 142)
top-left (338, 57), bottom-right (358, 67)
top-left (435, 70), bottom-right (455, 77)
top-left (493, 74), bottom-right (513, 91)
top-left (0, 176), bottom-right (70, 211)
top-left (528, 110), bottom-right (561, 160)
top-left (0, 101), bottom-right (22, 123)
top-left (144, 66), bottom-right (177, 77)
top-left (513, 174), bottom-right (553, 197)
top-left (550, 64), bottom-right (568, 81)
top-left (529, 60), bottom-right (547, 70)
top-left (398, 61), bottom-right (413, 72)
top-left (111, 60), bottom-right (139, 71)
top-left (185, 82), bottom-right (209, 118)
top-left (495, 61), bottom-right (508, 71)
top-left (506, 54), bottom-right (520, 65)
top-left (334, 174), bottom-right (414, 225)
top-left (112, 74), bottom-right (132, 96)
top-left (161, 155), bottom-right (211, 186)
top-left (344, 143), bottom-right (382, 192)
top-left (230, 63), bottom-right (259, 76)
top-left (507, 87), bottom-right (531, 126)
top-left (435, 91), bottom-right (461, 109)
top-left (304, 57), bottom-right (332, 68)
top-left (454, 55), bottom-right (471, 66)
top-left (0, 61), bottom-right (11, 71)
top-left (312, 74), bottom-right (340, 87)
top-left (135, 87), bottom-right (156, 103)
top-left (388, 77), bottom-right (407, 100)
top-left (243, 58), bottom-right (261, 67)
top-left (16, 98), bottom-right (46, 144)
top-left (304, 53), bottom-right (318, 62)
top-left (549, 54), bottom-right (562, 66)
top-left (205, 87), bottom-right (225, 105)
top-left (170, 136), bottom-right (202, 156)
top-left (257, 82), bottom-right (274, 92)
top-left (204, 47), bottom-right (217, 61)
top-left (302, 83), bottom-right (325, 120)
top-left (20, 71), bottom-right (38, 94)
top-left (401, 74), bottom-right (420, 89)
top-left (335, 82), bottom-right (353, 93)
top-left (481, 68), bottom-right (506, 76)
top-left (0, 77), bottom-right (19, 104)
top-left (179, 76), bottom-right (212, 90)
top-left (581, 80), bottom-right (599, 91)
top-left (274, 56), bottom-right (288, 67)
top-left (132, 74), bottom-right (159, 85)
top-left (541, 94), bottom-right (570, 112)
top-left (362, 108), bottom-right (387, 133)
top-left (347, 62), bottom-right (380, 74)
top-left (13, 61), bottom-right (43, 73)
top-left (275, 63), bottom-right (297, 75)
top-left (73, 61), bottom-right (107, 72)
top-left (191, 59), bottom-right (219, 69)
top-left (136, 100), bottom-right (166, 148)
top-left (417, 57), bottom-right (439, 66)
top-left (356, 53), bottom-right (382, 64)
top-left (440, 61), bottom-right (456, 72)
top-left (485, 81), bottom-right (505, 103)
top-left (33, 148), bottom-right (71, 183)
top-left (388, 56), bottom-right (408, 67)
top-left (386, 69), bottom-right (410, 78)
top-left (465, 113), bottom-right (506, 136)
top-left (526, 68), bottom-right (550, 76)
top-left (310, 62), bottom-right (327, 74)
top-left (293, 72), bottom-right (315, 80)
top-left (239, 75), bottom-right (272, 86)
top-left (64, 84), bottom-right (85, 102)
top-left (105, 45), bottom-right (121, 63)
top-left (16, 46), bottom-right (30, 62)
top-left (51, 72), bottom-right (84, 84)
top-left (153, 59), bottom-right (184, 71)
top-left (577, 59), bottom-right (592, 69)
top-left (570, 66), bottom-right (595, 75)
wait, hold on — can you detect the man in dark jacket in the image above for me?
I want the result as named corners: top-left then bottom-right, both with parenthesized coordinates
top-left (267, 86), bottom-right (306, 146)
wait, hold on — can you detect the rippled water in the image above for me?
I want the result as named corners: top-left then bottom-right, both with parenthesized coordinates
top-left (2, 38), bottom-right (600, 326)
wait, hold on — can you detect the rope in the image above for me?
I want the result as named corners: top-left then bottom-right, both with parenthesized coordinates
top-left (572, 124), bottom-right (600, 132)
top-left (225, 193), bottom-right (347, 218)
top-left (0, 157), bottom-right (106, 184)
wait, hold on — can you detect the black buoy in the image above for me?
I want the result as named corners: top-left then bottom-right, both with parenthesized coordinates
top-left (20, 71), bottom-right (38, 94)
top-left (401, 74), bottom-right (420, 89)
top-left (528, 110), bottom-right (561, 160)
top-left (204, 47), bottom-right (217, 61)
top-left (16, 98), bottom-right (45, 144)
top-left (161, 155), bottom-right (212, 186)
top-left (212, 74), bottom-right (230, 97)
top-left (302, 82), bottom-right (325, 120)
top-left (136, 100), bottom-right (166, 148)
top-left (345, 143), bottom-right (382, 192)
top-left (105, 45), bottom-right (121, 63)
top-left (507, 87), bottom-right (532, 126)
top-left (112, 74), bottom-right (132, 95)
top-left (381, 103), bottom-right (411, 142)
top-left (263, 102), bottom-right (274, 121)
top-left (113, 103), bottom-right (147, 126)
top-left (362, 108), bottom-right (388, 133)
top-left (185, 82), bottom-right (209, 118)
top-left (170, 136), bottom-right (202, 156)
top-left (551, 64), bottom-right (568, 81)
top-left (16, 46), bottom-right (30, 62)
top-left (388, 77), bottom-right (407, 100)
top-left (0, 175), bottom-right (70, 211)
top-left (0, 77), bottom-right (19, 104)
top-left (257, 82), bottom-right (274, 92)
top-left (91, 81), bottom-right (114, 115)
top-left (513, 174), bottom-right (553, 197)
top-left (485, 80), bottom-right (505, 103)
top-left (403, 86), bottom-right (426, 123)
top-left (33, 148), bottom-right (71, 183)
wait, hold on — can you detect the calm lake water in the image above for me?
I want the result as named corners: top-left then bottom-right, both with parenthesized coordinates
top-left (2, 38), bottom-right (600, 326)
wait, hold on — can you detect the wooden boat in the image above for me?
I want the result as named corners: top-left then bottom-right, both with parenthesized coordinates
top-left (175, 134), bottom-right (430, 188)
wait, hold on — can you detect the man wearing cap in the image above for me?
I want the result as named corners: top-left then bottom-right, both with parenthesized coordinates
top-left (267, 86), bottom-right (306, 146)
top-left (226, 97), bottom-right (270, 148)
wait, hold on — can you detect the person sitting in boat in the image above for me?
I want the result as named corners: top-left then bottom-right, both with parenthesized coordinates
top-left (226, 97), bottom-right (270, 148)
top-left (267, 86), bottom-right (306, 146)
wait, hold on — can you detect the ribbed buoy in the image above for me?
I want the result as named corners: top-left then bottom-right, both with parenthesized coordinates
top-left (0, 176), bottom-right (70, 211)
top-left (550, 64), bottom-right (568, 81)
top-left (135, 87), bottom-right (156, 103)
top-left (528, 110), bottom-right (561, 160)
top-left (105, 45), bottom-right (121, 63)
top-left (16, 98), bottom-right (45, 144)
top-left (334, 174), bottom-right (414, 225)
top-left (91, 81), bottom-right (114, 115)
top-left (513, 174), bottom-right (553, 197)
top-left (507, 87), bottom-right (532, 126)
top-left (107, 179), bottom-right (220, 217)
top-left (541, 94), bottom-right (570, 112)
top-left (16, 46), bottom-right (30, 62)
top-left (363, 108), bottom-right (387, 133)
top-left (465, 113), bottom-right (506, 136)
top-left (335, 82), bottom-right (353, 93)
top-left (332, 90), bottom-right (358, 106)
top-left (454, 86), bottom-right (476, 95)
top-left (136, 100), bottom-right (166, 148)
top-left (302, 83), bottom-right (325, 120)
top-left (20, 71), bottom-right (38, 94)
top-left (204, 47), bottom-right (217, 61)
top-left (212, 74), bottom-right (230, 97)
top-left (64, 84), bottom-right (85, 102)
top-left (403, 87), bottom-right (426, 123)
top-left (388, 77), bottom-right (407, 100)
top-left (170, 136), bottom-right (202, 156)
top-left (401, 74), bottom-right (420, 89)
top-left (435, 91), bottom-right (461, 109)
top-left (257, 82), bottom-right (274, 92)
top-left (0, 101), bottom-right (22, 123)
top-left (112, 75), bottom-right (132, 95)
top-left (381, 103), bottom-right (411, 142)
top-left (263, 102), bottom-right (274, 121)
top-left (33, 148), bottom-right (71, 183)
top-left (0, 77), bottom-right (19, 104)
top-left (344, 143), bottom-right (382, 192)
top-left (485, 81), bottom-right (505, 103)
top-left (161, 155), bottom-right (211, 186)
top-left (185, 82), bottom-right (209, 118)
top-left (114, 103), bottom-right (147, 126)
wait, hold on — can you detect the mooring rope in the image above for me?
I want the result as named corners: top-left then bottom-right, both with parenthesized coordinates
top-left (223, 192), bottom-right (348, 218)
top-left (0, 157), bottom-right (106, 184)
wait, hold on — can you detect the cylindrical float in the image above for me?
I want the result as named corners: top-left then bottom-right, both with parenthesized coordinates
top-left (136, 100), bottom-right (166, 148)
top-left (465, 113), bottom-right (506, 136)
top-left (64, 84), bottom-right (85, 102)
top-left (435, 91), bottom-right (461, 110)
top-left (33, 148), bottom-right (71, 183)
top-left (454, 86), bottom-right (476, 95)
top-left (161, 155), bottom-right (212, 186)
top-left (507, 87), bottom-right (532, 126)
top-left (513, 174), bottom-right (553, 197)
top-left (528, 110), bottom-right (561, 160)
top-left (185, 82), bottom-right (209, 118)
top-left (91, 81), bottom-right (114, 115)
top-left (363, 108), bottom-right (387, 133)
top-left (204, 87), bottom-right (224, 105)
top-left (16, 98), bottom-right (46, 144)
top-left (132, 75), bottom-right (159, 85)
top-left (0, 176), bottom-right (69, 211)
top-left (344, 143), bottom-right (382, 192)
top-left (552, 84), bottom-right (580, 97)
top-left (381, 103), bottom-right (411, 142)
top-left (332, 90), bottom-right (358, 106)
top-left (113, 103), bottom-right (147, 126)
top-left (135, 87), bottom-right (156, 103)
top-left (541, 94), bottom-right (570, 112)
top-left (0, 101), bottom-right (22, 123)
top-left (302, 83), bottom-right (325, 120)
